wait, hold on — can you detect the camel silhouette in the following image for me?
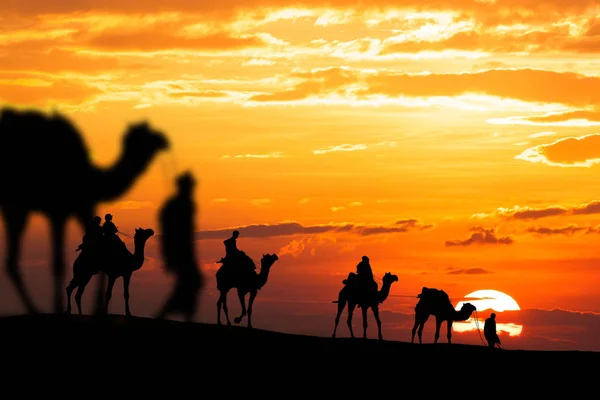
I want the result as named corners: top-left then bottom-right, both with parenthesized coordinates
top-left (65, 227), bottom-right (155, 316)
top-left (411, 287), bottom-right (477, 344)
top-left (0, 106), bottom-right (169, 314)
top-left (216, 253), bottom-right (279, 328)
top-left (331, 272), bottom-right (399, 340)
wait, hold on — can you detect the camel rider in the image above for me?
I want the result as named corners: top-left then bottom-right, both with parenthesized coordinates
top-left (224, 230), bottom-right (239, 258)
top-left (484, 313), bottom-right (501, 348)
top-left (102, 213), bottom-right (124, 252)
top-left (76, 216), bottom-right (102, 253)
top-left (356, 256), bottom-right (378, 298)
top-left (218, 230), bottom-right (255, 273)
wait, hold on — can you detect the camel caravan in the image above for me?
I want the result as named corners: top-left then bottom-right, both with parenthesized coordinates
top-left (329, 255), bottom-right (476, 343)
top-left (0, 106), bottom-right (282, 325)
top-left (0, 107), bottom-right (476, 345)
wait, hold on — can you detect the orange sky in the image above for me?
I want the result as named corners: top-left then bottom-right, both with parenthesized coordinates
top-left (2, 0), bottom-right (600, 351)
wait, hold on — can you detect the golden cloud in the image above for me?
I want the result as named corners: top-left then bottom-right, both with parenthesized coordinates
top-left (249, 67), bottom-right (600, 108)
top-left (515, 133), bottom-right (600, 167)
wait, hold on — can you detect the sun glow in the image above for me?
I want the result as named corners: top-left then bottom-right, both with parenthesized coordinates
top-left (453, 290), bottom-right (523, 337)
top-left (456, 289), bottom-right (521, 312)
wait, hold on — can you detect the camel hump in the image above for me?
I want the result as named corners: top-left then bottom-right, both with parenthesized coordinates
top-left (0, 107), bottom-right (91, 169)
top-left (418, 287), bottom-right (450, 302)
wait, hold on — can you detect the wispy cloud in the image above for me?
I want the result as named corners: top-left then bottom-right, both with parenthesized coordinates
top-left (222, 152), bottom-right (285, 159)
top-left (250, 198), bottom-right (272, 207)
top-left (112, 200), bottom-right (156, 210)
top-left (375, 141), bottom-right (397, 146)
top-left (313, 143), bottom-right (367, 155)
top-left (529, 131), bottom-right (557, 138)
top-left (445, 226), bottom-right (513, 247)
top-left (330, 201), bottom-right (363, 212)
top-left (472, 200), bottom-right (600, 220)
top-left (192, 218), bottom-right (435, 240)
top-left (526, 224), bottom-right (600, 236)
top-left (447, 267), bottom-right (493, 275)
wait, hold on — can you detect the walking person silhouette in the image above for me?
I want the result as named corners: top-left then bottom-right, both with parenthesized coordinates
top-left (484, 312), bottom-right (501, 348)
top-left (155, 171), bottom-right (204, 322)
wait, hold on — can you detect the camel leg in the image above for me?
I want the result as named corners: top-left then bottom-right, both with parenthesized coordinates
top-left (65, 279), bottom-right (78, 314)
top-left (246, 290), bottom-right (257, 329)
top-left (123, 273), bottom-right (132, 317)
top-left (372, 306), bottom-right (383, 340)
top-left (93, 273), bottom-right (107, 316)
top-left (361, 306), bottom-right (368, 339)
top-left (217, 291), bottom-right (231, 326)
top-left (446, 320), bottom-right (453, 344)
top-left (2, 208), bottom-right (38, 314)
top-left (217, 291), bottom-right (223, 324)
top-left (346, 302), bottom-right (356, 338)
top-left (411, 312), bottom-right (421, 344)
top-left (434, 317), bottom-right (443, 344)
top-left (74, 284), bottom-right (87, 315)
top-left (49, 216), bottom-right (67, 314)
top-left (233, 290), bottom-right (247, 324)
top-left (417, 320), bottom-right (426, 344)
top-left (412, 313), bottom-right (428, 344)
top-left (102, 276), bottom-right (116, 315)
top-left (332, 299), bottom-right (346, 338)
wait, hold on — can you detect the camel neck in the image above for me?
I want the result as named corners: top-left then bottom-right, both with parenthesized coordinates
top-left (95, 146), bottom-right (154, 202)
top-left (257, 265), bottom-right (270, 289)
top-left (132, 238), bottom-right (146, 271)
top-left (378, 281), bottom-right (392, 302)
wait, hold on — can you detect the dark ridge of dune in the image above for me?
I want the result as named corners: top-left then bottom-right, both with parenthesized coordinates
top-left (0, 313), bottom-right (597, 387)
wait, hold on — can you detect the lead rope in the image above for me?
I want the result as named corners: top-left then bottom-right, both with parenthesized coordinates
top-left (473, 309), bottom-right (489, 346)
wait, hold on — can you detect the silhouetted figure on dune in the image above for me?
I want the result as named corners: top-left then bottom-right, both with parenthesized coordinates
top-left (332, 271), bottom-right (398, 340)
top-left (218, 230), bottom-right (256, 278)
top-left (101, 213), bottom-right (127, 257)
top-left (76, 216), bottom-right (102, 253)
top-left (0, 107), bottom-right (168, 314)
top-left (354, 256), bottom-right (378, 301)
top-left (102, 213), bottom-right (118, 236)
top-left (224, 230), bottom-right (239, 257)
top-left (216, 253), bottom-right (279, 328)
top-left (65, 227), bottom-right (155, 316)
top-left (411, 287), bottom-right (477, 344)
top-left (155, 171), bottom-right (204, 322)
top-left (484, 312), bottom-right (501, 348)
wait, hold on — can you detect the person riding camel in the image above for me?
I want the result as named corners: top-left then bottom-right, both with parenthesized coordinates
top-left (102, 213), bottom-right (125, 253)
top-left (218, 230), bottom-right (255, 274)
top-left (224, 230), bottom-right (239, 259)
top-left (76, 215), bottom-right (103, 253)
top-left (356, 255), bottom-right (378, 300)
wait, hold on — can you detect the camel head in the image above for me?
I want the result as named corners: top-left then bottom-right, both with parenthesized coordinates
top-left (459, 302), bottom-right (477, 318)
top-left (134, 227), bottom-right (155, 243)
top-left (123, 121), bottom-right (169, 160)
top-left (382, 272), bottom-right (399, 285)
top-left (261, 253), bottom-right (279, 270)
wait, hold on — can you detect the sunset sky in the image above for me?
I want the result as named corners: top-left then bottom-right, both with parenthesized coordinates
top-left (2, 0), bottom-right (600, 351)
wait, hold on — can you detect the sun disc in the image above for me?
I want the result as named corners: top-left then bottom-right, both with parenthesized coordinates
top-left (455, 289), bottom-right (520, 312)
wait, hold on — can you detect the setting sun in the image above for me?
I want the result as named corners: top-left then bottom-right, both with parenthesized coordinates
top-left (456, 290), bottom-right (521, 312)
top-left (454, 290), bottom-right (523, 337)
